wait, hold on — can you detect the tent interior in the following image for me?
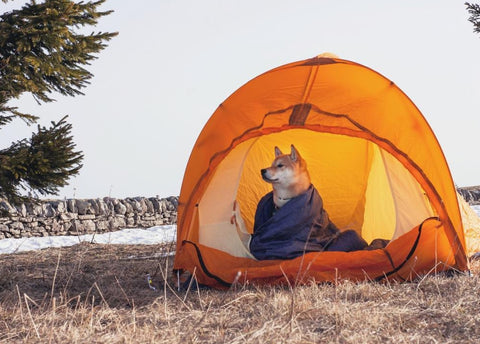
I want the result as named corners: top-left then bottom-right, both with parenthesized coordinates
top-left (198, 128), bottom-right (435, 259)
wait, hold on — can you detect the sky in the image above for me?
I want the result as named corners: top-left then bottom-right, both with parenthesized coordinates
top-left (1, 1), bottom-right (480, 199)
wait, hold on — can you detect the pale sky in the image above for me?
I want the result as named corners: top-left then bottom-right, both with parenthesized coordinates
top-left (1, 1), bottom-right (480, 199)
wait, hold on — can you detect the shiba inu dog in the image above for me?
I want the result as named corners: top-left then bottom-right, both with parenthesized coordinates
top-left (261, 145), bottom-right (311, 209)
top-left (250, 144), bottom-right (370, 260)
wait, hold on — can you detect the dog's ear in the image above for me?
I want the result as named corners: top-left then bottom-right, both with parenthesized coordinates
top-left (274, 146), bottom-right (283, 157)
top-left (290, 144), bottom-right (300, 162)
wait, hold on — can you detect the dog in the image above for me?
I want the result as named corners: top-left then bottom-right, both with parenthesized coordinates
top-left (261, 145), bottom-right (311, 209)
top-left (249, 144), bottom-right (369, 260)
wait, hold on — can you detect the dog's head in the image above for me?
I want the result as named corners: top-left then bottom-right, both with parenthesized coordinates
top-left (261, 144), bottom-right (311, 194)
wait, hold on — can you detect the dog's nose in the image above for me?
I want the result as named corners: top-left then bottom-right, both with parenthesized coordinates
top-left (261, 169), bottom-right (267, 175)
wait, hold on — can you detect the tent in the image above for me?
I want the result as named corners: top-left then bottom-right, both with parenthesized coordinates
top-left (173, 54), bottom-right (474, 288)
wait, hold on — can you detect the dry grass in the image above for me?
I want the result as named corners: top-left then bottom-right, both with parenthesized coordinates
top-left (1, 242), bottom-right (479, 344)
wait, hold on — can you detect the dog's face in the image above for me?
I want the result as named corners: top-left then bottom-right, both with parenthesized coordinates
top-left (261, 145), bottom-right (311, 202)
top-left (261, 146), bottom-right (298, 185)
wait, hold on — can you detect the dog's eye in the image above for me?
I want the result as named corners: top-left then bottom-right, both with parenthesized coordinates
top-left (277, 164), bottom-right (284, 168)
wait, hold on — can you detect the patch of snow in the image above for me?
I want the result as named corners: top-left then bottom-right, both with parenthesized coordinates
top-left (0, 225), bottom-right (176, 255)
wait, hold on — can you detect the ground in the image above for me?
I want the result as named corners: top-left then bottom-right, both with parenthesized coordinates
top-left (0, 242), bottom-right (175, 308)
top-left (0, 243), bottom-right (479, 343)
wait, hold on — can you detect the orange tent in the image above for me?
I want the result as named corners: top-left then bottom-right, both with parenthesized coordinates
top-left (173, 54), bottom-right (470, 288)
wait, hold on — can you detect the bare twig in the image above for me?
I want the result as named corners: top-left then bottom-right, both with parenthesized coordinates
top-left (16, 284), bottom-right (24, 322)
top-left (114, 276), bottom-right (132, 307)
top-left (50, 252), bottom-right (61, 302)
top-left (24, 293), bottom-right (40, 339)
top-left (93, 282), bottom-right (109, 308)
top-left (279, 265), bottom-right (295, 331)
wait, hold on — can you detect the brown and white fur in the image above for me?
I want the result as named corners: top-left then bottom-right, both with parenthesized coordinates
top-left (261, 145), bottom-right (311, 208)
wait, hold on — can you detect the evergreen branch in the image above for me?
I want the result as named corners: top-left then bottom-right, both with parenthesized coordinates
top-left (0, 116), bottom-right (83, 202)
top-left (0, 0), bottom-right (118, 119)
top-left (466, 2), bottom-right (480, 34)
top-left (0, 0), bottom-right (116, 203)
top-left (0, 110), bottom-right (38, 129)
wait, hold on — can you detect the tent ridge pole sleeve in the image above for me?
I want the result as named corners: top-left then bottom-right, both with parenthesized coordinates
top-left (301, 65), bottom-right (319, 104)
top-left (289, 103), bottom-right (312, 126)
top-left (301, 56), bottom-right (340, 66)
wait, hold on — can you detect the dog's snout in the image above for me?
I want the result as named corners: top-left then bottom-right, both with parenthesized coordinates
top-left (261, 168), bottom-right (267, 175)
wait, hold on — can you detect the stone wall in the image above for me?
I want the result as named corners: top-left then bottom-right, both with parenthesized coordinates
top-left (0, 196), bottom-right (178, 240)
top-left (0, 185), bottom-right (478, 240)
top-left (457, 186), bottom-right (480, 205)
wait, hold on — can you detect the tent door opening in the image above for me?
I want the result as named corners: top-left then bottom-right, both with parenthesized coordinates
top-left (197, 129), bottom-right (435, 258)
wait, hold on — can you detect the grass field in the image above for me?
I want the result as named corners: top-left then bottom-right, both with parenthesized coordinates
top-left (1, 242), bottom-right (479, 343)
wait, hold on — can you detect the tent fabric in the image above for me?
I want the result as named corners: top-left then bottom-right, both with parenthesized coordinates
top-left (175, 218), bottom-right (456, 289)
top-left (173, 55), bottom-right (473, 288)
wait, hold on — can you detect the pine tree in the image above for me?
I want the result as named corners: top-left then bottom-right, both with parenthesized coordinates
top-left (466, 2), bottom-right (480, 34)
top-left (0, 0), bottom-right (117, 204)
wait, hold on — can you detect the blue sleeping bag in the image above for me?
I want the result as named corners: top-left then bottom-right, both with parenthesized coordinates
top-left (249, 185), bottom-right (366, 260)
